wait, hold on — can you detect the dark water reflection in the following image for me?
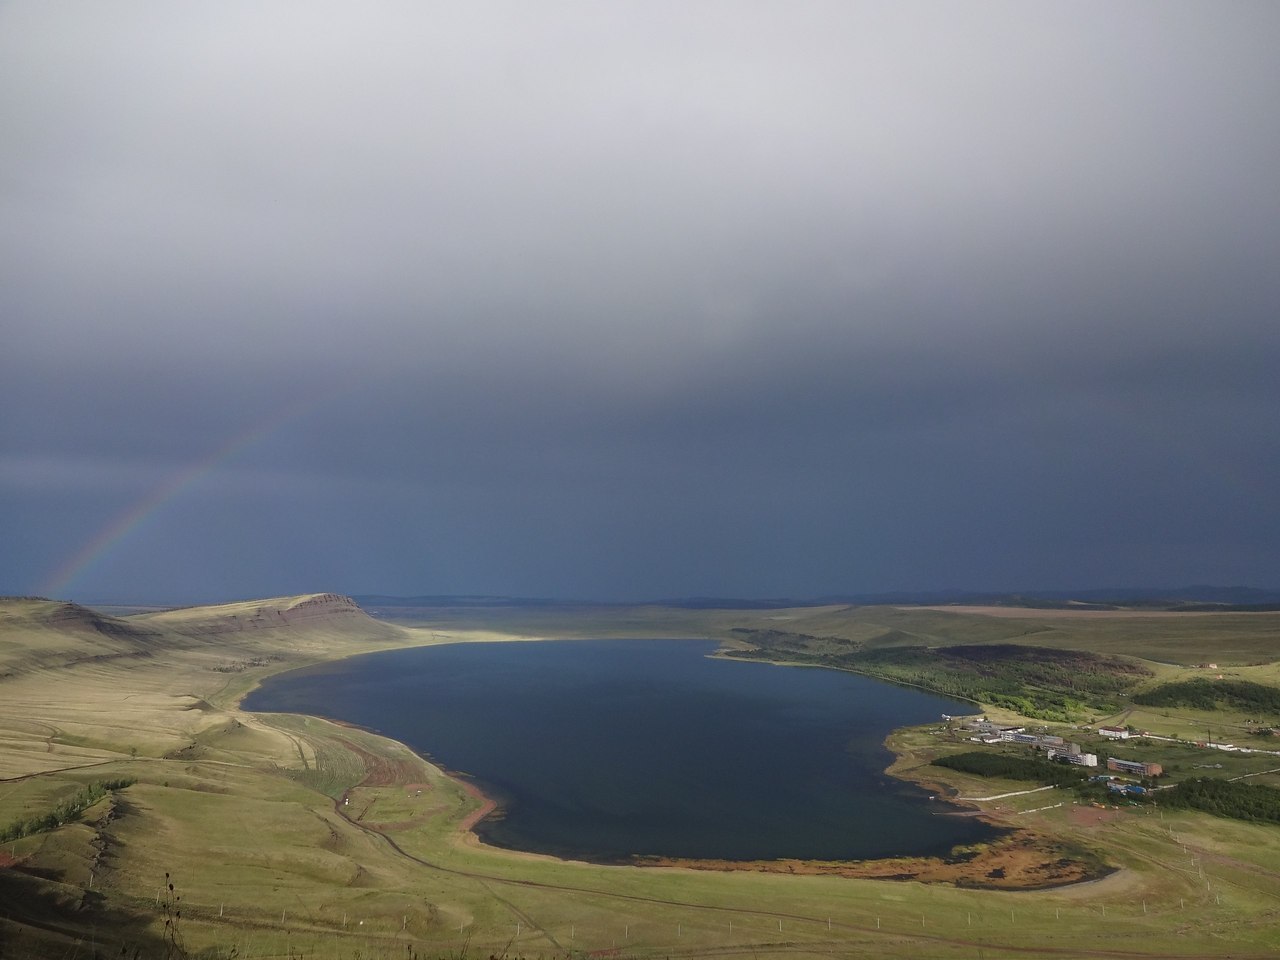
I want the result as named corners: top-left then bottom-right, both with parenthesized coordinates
top-left (244, 639), bottom-right (1001, 861)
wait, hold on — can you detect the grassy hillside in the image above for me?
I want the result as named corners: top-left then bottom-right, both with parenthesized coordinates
top-left (729, 633), bottom-right (1152, 719)
top-left (1133, 678), bottom-right (1280, 713)
top-left (0, 598), bottom-right (163, 676)
top-left (716, 603), bottom-right (1280, 665)
top-left (3, 596), bottom-right (1280, 958)
top-left (381, 600), bottom-right (1280, 665)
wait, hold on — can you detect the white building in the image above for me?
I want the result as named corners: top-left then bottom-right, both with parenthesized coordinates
top-left (1049, 749), bottom-right (1098, 767)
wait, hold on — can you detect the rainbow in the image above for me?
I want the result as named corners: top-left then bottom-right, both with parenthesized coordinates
top-left (40, 385), bottom-right (345, 599)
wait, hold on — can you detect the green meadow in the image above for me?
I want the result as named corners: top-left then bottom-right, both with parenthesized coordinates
top-left (3, 595), bottom-right (1280, 958)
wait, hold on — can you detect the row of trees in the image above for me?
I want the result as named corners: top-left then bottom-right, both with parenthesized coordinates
top-left (930, 751), bottom-right (1090, 788)
top-left (1159, 777), bottom-right (1280, 824)
top-left (0, 778), bottom-right (135, 843)
top-left (1134, 678), bottom-right (1280, 714)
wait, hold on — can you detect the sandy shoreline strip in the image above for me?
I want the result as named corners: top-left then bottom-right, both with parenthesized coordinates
top-left (456, 776), bottom-right (499, 833)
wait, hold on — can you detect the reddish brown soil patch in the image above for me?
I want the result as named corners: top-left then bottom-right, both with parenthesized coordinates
top-left (456, 778), bottom-right (497, 833)
top-left (336, 737), bottom-right (421, 787)
top-left (636, 830), bottom-right (1110, 890)
top-left (331, 735), bottom-right (497, 840)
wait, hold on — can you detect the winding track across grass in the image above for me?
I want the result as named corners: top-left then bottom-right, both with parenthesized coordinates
top-left (960, 785), bottom-right (1057, 802)
top-left (323, 752), bottom-right (1274, 960)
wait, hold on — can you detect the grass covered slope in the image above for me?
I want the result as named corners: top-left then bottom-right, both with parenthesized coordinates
top-left (133, 591), bottom-right (405, 641)
top-left (2, 596), bottom-right (1280, 958)
top-left (729, 632), bottom-right (1151, 719)
top-left (711, 602), bottom-right (1280, 665)
top-left (1133, 677), bottom-right (1280, 712)
top-left (0, 594), bottom-right (412, 778)
top-left (0, 598), bottom-right (164, 676)
top-left (0, 593), bottom-right (443, 957)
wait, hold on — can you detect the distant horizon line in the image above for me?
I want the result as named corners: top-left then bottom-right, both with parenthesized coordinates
top-left (20, 583), bottom-right (1280, 611)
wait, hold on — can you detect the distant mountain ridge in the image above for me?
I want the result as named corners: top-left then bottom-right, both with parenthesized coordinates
top-left (0, 596), bottom-right (162, 641)
top-left (352, 586), bottom-right (1280, 612)
top-left (135, 592), bottom-right (403, 640)
top-left (0, 593), bottom-right (404, 682)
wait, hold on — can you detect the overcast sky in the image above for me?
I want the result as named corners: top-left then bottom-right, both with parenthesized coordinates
top-left (4, 2), bottom-right (1279, 604)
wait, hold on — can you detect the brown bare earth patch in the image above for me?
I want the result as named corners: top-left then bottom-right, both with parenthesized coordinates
top-left (635, 829), bottom-right (1111, 889)
top-left (336, 736), bottom-right (420, 786)
top-left (456, 777), bottom-right (497, 833)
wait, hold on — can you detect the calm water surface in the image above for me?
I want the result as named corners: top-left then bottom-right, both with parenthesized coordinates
top-left (244, 639), bottom-right (1000, 861)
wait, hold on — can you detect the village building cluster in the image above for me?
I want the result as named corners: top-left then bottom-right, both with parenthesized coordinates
top-left (955, 717), bottom-right (1100, 767)
top-left (942, 711), bottom-right (1190, 806)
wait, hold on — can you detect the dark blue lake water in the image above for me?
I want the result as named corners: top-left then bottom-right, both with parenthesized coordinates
top-left (244, 639), bottom-right (999, 861)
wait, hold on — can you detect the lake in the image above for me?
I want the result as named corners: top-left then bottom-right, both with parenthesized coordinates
top-left (243, 639), bottom-right (1000, 862)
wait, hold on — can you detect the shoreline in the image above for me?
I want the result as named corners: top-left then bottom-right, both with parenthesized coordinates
top-left (712, 648), bottom-right (985, 709)
top-left (454, 776), bottom-right (499, 833)
top-left (235, 634), bottom-right (1107, 889)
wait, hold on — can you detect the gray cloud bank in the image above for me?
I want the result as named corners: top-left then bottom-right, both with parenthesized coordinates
top-left (3, 2), bottom-right (1279, 602)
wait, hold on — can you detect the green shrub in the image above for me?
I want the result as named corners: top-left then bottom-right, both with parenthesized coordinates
top-left (1159, 777), bottom-right (1280, 823)
top-left (0, 778), bottom-right (135, 843)
top-left (1134, 678), bottom-right (1280, 713)
top-left (931, 751), bottom-right (1088, 787)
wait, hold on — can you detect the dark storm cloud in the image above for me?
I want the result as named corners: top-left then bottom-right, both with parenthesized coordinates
top-left (3, 2), bottom-right (1279, 601)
